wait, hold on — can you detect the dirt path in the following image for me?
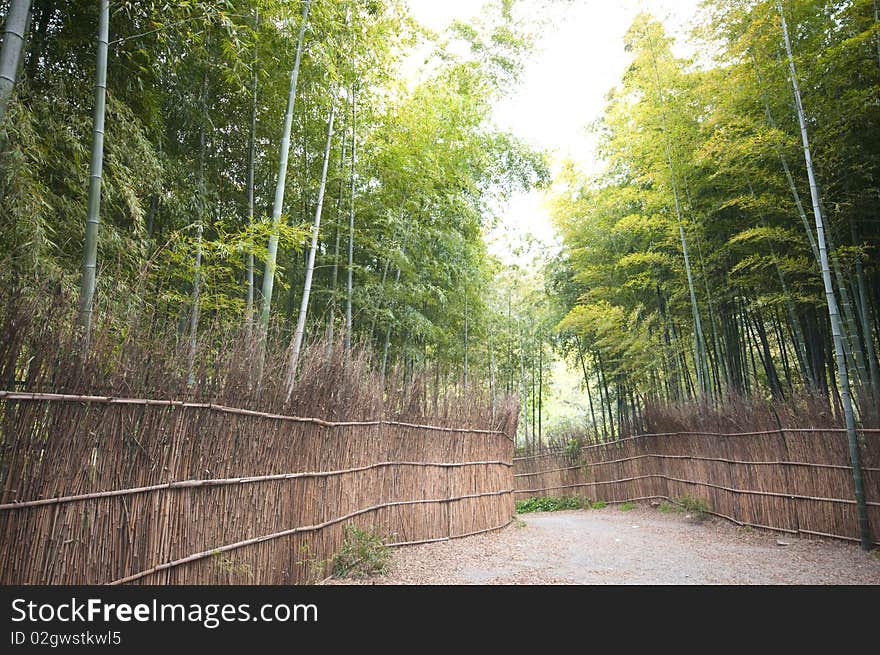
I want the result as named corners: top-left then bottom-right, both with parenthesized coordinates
top-left (329, 505), bottom-right (880, 584)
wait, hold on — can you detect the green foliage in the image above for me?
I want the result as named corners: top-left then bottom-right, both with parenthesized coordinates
top-left (547, 2), bottom-right (880, 412)
top-left (563, 438), bottom-right (582, 458)
top-left (515, 496), bottom-right (589, 513)
top-left (591, 500), bottom-right (607, 509)
top-left (297, 543), bottom-right (329, 585)
top-left (618, 502), bottom-right (635, 511)
top-left (676, 495), bottom-right (710, 517)
top-left (1, 0), bottom-right (548, 388)
top-left (330, 525), bottom-right (391, 579)
top-left (656, 496), bottom-right (709, 519)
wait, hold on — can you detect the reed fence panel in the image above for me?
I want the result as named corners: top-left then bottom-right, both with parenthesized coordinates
top-left (514, 429), bottom-right (880, 546)
top-left (0, 393), bottom-right (516, 584)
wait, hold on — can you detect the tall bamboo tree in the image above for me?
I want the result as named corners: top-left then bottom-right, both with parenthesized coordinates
top-left (286, 98), bottom-right (335, 396)
top-left (777, 0), bottom-right (871, 550)
top-left (344, 86), bottom-right (356, 357)
top-left (0, 0), bottom-right (31, 124)
top-left (260, 0), bottom-right (311, 334)
top-left (77, 0), bottom-right (110, 346)
top-left (245, 8), bottom-right (260, 334)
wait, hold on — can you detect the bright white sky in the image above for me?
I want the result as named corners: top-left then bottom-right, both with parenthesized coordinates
top-left (406, 0), bottom-right (702, 264)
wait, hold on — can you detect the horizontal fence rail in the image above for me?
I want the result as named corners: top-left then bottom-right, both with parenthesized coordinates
top-left (514, 428), bottom-right (880, 547)
top-left (110, 489), bottom-right (515, 585)
top-left (0, 392), bottom-right (517, 584)
top-left (0, 390), bottom-right (513, 439)
top-left (0, 460), bottom-right (514, 511)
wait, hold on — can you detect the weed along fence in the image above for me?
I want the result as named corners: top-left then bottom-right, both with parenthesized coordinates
top-left (514, 429), bottom-right (880, 546)
top-left (0, 391), bottom-right (517, 584)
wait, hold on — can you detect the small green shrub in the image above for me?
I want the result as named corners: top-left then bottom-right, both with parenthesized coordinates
top-left (591, 500), bottom-right (607, 509)
top-left (677, 495), bottom-right (710, 516)
top-left (296, 544), bottom-right (328, 584)
top-left (516, 496), bottom-right (589, 513)
top-left (655, 496), bottom-right (709, 519)
top-left (330, 525), bottom-right (391, 578)
top-left (618, 502), bottom-right (635, 511)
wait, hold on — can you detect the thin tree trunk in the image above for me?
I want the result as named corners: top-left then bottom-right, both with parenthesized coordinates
top-left (645, 32), bottom-right (708, 396)
top-left (750, 184), bottom-right (815, 388)
top-left (0, 0), bottom-right (31, 124)
top-left (380, 264), bottom-right (402, 380)
top-left (327, 125), bottom-right (346, 346)
top-left (874, 0), bottom-right (880, 70)
top-left (772, 307), bottom-right (794, 394)
top-left (686, 185), bottom-right (724, 399)
top-left (592, 349), bottom-right (610, 440)
top-left (344, 86), bottom-right (356, 357)
top-left (77, 0), bottom-right (109, 348)
top-left (285, 99), bottom-right (335, 396)
top-left (519, 328), bottom-right (530, 449)
top-left (489, 326), bottom-right (496, 419)
top-left (463, 291), bottom-right (469, 393)
top-left (530, 341), bottom-right (536, 447)
top-left (575, 336), bottom-right (601, 441)
top-left (379, 221), bottom-right (415, 378)
top-left (244, 9), bottom-right (259, 337)
top-left (537, 337), bottom-right (543, 447)
top-left (259, 0), bottom-right (311, 334)
top-left (752, 53), bottom-right (821, 266)
top-left (852, 221), bottom-right (879, 400)
top-left (758, 52), bottom-right (869, 394)
top-left (187, 69), bottom-right (209, 387)
top-left (596, 349), bottom-right (616, 440)
top-left (824, 226), bottom-right (871, 393)
top-left (778, 0), bottom-right (871, 549)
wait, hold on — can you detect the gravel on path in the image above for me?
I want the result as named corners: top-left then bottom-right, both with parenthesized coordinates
top-left (327, 504), bottom-right (880, 585)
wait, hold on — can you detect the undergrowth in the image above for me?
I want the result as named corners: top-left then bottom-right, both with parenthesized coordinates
top-left (516, 496), bottom-right (590, 513)
top-left (330, 525), bottom-right (391, 578)
top-left (657, 496), bottom-right (710, 520)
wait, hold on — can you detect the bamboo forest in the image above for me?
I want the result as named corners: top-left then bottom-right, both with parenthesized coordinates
top-left (1, 0), bottom-right (879, 590)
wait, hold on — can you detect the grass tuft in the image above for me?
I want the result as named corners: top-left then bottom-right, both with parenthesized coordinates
top-left (516, 496), bottom-right (590, 513)
top-left (330, 525), bottom-right (391, 578)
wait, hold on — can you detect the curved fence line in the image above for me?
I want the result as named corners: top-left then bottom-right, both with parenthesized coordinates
top-left (0, 391), bottom-right (512, 439)
top-left (513, 427), bottom-right (880, 461)
top-left (386, 519), bottom-right (514, 548)
top-left (580, 495), bottom-right (878, 545)
top-left (514, 454), bottom-right (880, 478)
top-left (108, 489), bottom-right (514, 585)
top-left (0, 460), bottom-right (513, 511)
top-left (515, 475), bottom-right (880, 507)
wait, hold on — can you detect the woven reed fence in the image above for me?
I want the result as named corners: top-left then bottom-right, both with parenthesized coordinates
top-left (0, 391), bottom-right (517, 584)
top-left (514, 429), bottom-right (880, 546)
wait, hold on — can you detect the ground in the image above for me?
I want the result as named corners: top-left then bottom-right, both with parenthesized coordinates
top-left (327, 504), bottom-right (880, 585)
